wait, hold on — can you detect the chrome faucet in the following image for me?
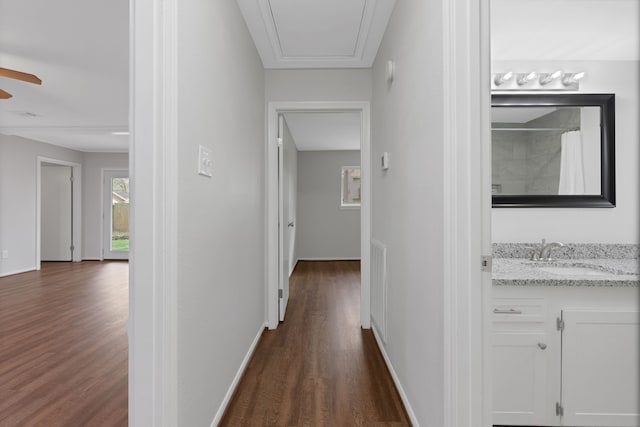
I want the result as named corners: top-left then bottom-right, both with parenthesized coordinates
top-left (531, 238), bottom-right (565, 261)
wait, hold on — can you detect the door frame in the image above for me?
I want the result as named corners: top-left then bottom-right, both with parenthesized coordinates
top-left (441, 0), bottom-right (492, 424)
top-left (277, 114), bottom-right (288, 321)
top-left (130, 0), bottom-right (179, 424)
top-left (266, 101), bottom-right (371, 330)
top-left (102, 168), bottom-right (130, 260)
top-left (35, 156), bottom-right (82, 268)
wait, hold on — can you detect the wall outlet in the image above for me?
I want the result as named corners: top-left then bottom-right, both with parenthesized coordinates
top-left (1, 250), bottom-right (8, 259)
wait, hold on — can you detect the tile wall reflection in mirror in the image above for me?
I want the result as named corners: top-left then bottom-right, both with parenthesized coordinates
top-left (491, 106), bottom-right (601, 196)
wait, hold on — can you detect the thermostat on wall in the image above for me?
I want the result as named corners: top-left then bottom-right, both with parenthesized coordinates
top-left (381, 152), bottom-right (389, 170)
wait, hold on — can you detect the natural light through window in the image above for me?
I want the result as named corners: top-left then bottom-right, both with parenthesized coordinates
top-left (111, 177), bottom-right (129, 251)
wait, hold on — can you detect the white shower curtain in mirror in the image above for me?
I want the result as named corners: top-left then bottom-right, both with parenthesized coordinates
top-left (558, 130), bottom-right (585, 194)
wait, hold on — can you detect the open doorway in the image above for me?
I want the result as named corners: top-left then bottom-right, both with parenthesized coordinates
top-left (488, 1), bottom-right (640, 426)
top-left (277, 111), bottom-right (362, 321)
top-left (266, 101), bottom-right (371, 329)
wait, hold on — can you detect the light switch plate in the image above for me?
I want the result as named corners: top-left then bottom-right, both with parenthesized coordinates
top-left (1, 250), bottom-right (8, 259)
top-left (198, 145), bottom-right (213, 177)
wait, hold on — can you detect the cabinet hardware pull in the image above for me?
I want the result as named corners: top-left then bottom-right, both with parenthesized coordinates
top-left (493, 308), bottom-right (523, 314)
top-left (538, 343), bottom-right (547, 350)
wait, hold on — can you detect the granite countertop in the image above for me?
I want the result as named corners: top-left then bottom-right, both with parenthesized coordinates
top-left (493, 258), bottom-right (640, 287)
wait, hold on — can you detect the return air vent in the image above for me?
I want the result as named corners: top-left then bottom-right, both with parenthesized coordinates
top-left (371, 239), bottom-right (388, 343)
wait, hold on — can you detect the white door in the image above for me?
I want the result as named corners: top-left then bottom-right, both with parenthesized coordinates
top-left (492, 331), bottom-right (550, 426)
top-left (41, 165), bottom-right (73, 261)
top-left (103, 170), bottom-right (130, 260)
top-left (278, 115), bottom-right (289, 321)
top-left (562, 310), bottom-right (640, 426)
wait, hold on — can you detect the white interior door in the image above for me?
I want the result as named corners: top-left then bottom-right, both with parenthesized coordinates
top-left (103, 170), bottom-right (130, 260)
top-left (41, 165), bottom-right (73, 261)
top-left (278, 114), bottom-right (289, 321)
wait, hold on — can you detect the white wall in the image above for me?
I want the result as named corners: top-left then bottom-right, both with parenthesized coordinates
top-left (175, 1), bottom-right (265, 425)
top-left (282, 120), bottom-right (298, 275)
top-left (492, 60), bottom-right (640, 243)
top-left (265, 69), bottom-right (372, 102)
top-left (0, 135), bottom-right (83, 276)
top-left (82, 152), bottom-right (128, 259)
top-left (296, 150), bottom-right (361, 260)
top-left (371, 0), bottom-right (446, 424)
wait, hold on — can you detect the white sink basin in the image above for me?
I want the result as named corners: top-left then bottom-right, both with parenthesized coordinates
top-left (537, 266), bottom-right (611, 277)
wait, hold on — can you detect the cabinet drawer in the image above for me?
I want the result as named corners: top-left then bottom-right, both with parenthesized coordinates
top-left (492, 298), bottom-right (546, 323)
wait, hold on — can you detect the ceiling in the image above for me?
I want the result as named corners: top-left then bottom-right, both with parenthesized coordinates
top-left (283, 112), bottom-right (360, 151)
top-left (492, 0), bottom-right (640, 61)
top-left (0, 0), bottom-right (129, 152)
top-left (236, 0), bottom-right (396, 68)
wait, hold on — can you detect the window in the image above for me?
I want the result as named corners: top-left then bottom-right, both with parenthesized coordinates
top-left (341, 166), bottom-right (361, 208)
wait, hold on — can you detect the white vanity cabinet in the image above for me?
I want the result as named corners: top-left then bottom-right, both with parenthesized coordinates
top-left (492, 297), bottom-right (560, 426)
top-left (492, 286), bottom-right (640, 427)
top-left (492, 329), bottom-right (553, 425)
top-left (561, 309), bottom-right (640, 426)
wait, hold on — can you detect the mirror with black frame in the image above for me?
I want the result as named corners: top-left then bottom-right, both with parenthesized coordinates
top-left (492, 93), bottom-right (616, 208)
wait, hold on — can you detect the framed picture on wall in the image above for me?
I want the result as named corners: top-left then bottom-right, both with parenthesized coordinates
top-left (341, 166), bottom-right (361, 208)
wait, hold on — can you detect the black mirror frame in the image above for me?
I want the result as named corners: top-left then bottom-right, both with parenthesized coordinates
top-left (492, 93), bottom-right (616, 208)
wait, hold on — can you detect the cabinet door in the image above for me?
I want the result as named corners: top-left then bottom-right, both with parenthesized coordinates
top-left (562, 310), bottom-right (640, 426)
top-left (492, 331), bottom-right (550, 425)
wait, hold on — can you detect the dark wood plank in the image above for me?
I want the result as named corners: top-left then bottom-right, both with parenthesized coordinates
top-left (0, 262), bottom-right (128, 427)
top-left (220, 260), bottom-right (412, 427)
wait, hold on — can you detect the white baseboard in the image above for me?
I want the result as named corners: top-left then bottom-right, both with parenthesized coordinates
top-left (0, 267), bottom-right (36, 278)
top-left (371, 325), bottom-right (419, 427)
top-left (82, 258), bottom-right (102, 261)
top-left (297, 257), bottom-right (361, 261)
top-left (289, 258), bottom-right (299, 277)
top-left (211, 324), bottom-right (265, 426)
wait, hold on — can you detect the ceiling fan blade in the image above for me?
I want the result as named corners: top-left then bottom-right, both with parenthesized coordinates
top-left (0, 67), bottom-right (42, 85)
top-left (0, 89), bottom-right (13, 99)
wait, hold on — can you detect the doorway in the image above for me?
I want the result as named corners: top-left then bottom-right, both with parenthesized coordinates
top-left (36, 157), bottom-right (82, 268)
top-left (103, 169), bottom-right (130, 260)
top-left (276, 112), bottom-right (363, 321)
top-left (266, 101), bottom-right (371, 330)
top-left (40, 163), bottom-right (73, 261)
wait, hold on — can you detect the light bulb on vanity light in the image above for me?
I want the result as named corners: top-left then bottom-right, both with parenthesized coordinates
top-left (493, 71), bottom-right (514, 86)
top-left (562, 72), bottom-right (586, 86)
top-left (517, 71), bottom-right (538, 85)
top-left (539, 70), bottom-right (563, 85)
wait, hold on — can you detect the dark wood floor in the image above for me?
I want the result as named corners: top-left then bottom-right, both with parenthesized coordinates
top-left (0, 262), bottom-right (128, 427)
top-left (220, 261), bottom-right (411, 427)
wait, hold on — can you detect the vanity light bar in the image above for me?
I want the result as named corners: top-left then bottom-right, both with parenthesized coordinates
top-left (491, 70), bottom-right (584, 91)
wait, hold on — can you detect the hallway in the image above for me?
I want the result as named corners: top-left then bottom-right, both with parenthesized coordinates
top-left (0, 262), bottom-right (128, 427)
top-left (221, 261), bottom-right (410, 426)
